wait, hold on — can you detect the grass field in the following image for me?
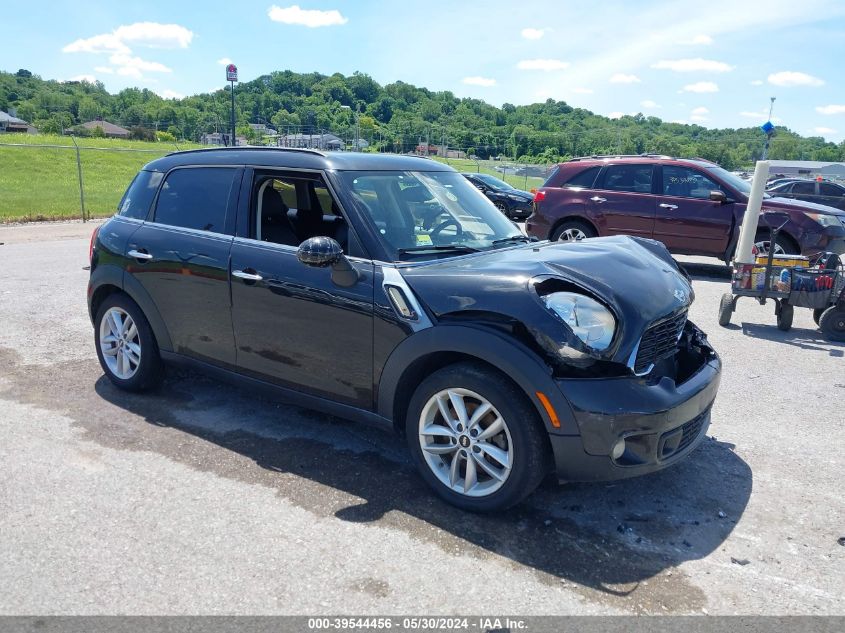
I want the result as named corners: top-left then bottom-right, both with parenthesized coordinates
top-left (0, 135), bottom-right (549, 222)
top-left (433, 157), bottom-right (548, 191)
top-left (0, 135), bottom-right (203, 221)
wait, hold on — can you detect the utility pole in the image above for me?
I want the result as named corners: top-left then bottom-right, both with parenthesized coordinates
top-left (226, 63), bottom-right (238, 146)
top-left (761, 97), bottom-right (776, 160)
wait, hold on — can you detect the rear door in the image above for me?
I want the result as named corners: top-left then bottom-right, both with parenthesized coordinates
top-left (588, 163), bottom-right (657, 238)
top-left (653, 165), bottom-right (735, 256)
top-left (818, 182), bottom-right (845, 210)
top-left (126, 166), bottom-right (240, 366)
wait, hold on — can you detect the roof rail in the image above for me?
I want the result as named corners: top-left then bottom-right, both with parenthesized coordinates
top-left (166, 146), bottom-right (326, 157)
top-left (567, 153), bottom-right (674, 162)
top-left (688, 156), bottom-right (718, 165)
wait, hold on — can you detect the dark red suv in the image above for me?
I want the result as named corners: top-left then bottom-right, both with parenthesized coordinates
top-left (526, 155), bottom-right (845, 261)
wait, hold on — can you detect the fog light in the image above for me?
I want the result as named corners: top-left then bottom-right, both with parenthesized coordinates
top-left (611, 439), bottom-right (626, 460)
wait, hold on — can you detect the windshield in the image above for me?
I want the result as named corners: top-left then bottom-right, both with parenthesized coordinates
top-left (337, 170), bottom-right (525, 260)
top-left (705, 165), bottom-right (770, 199)
top-left (473, 173), bottom-right (515, 190)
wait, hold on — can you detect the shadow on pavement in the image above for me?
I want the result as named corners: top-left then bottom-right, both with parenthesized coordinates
top-left (741, 322), bottom-right (845, 356)
top-left (87, 366), bottom-right (752, 609)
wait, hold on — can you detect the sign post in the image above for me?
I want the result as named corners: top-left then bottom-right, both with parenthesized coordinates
top-left (226, 63), bottom-right (238, 146)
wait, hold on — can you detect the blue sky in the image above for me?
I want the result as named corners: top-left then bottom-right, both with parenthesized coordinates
top-left (3, 0), bottom-right (845, 141)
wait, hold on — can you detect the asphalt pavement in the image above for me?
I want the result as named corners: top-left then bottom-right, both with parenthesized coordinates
top-left (0, 221), bottom-right (842, 615)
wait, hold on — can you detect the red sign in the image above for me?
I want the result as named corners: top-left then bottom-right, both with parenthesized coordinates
top-left (226, 63), bottom-right (238, 82)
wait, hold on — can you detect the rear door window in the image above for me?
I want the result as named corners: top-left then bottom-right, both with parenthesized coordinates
top-left (600, 164), bottom-right (654, 193)
top-left (153, 167), bottom-right (236, 233)
top-left (791, 181), bottom-right (815, 195)
top-left (118, 170), bottom-right (163, 220)
top-left (662, 166), bottom-right (721, 199)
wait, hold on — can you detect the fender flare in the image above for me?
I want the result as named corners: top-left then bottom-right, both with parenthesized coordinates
top-left (376, 324), bottom-right (578, 436)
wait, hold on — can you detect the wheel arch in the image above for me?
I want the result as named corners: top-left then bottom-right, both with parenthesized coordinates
top-left (377, 324), bottom-right (578, 438)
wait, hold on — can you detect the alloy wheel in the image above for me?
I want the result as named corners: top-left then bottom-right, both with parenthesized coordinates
top-left (418, 388), bottom-right (513, 497)
top-left (99, 307), bottom-right (142, 380)
top-left (558, 227), bottom-right (587, 242)
top-left (753, 240), bottom-right (786, 257)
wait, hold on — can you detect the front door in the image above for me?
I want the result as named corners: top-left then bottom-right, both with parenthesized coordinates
top-left (653, 165), bottom-right (734, 256)
top-left (230, 170), bottom-right (374, 408)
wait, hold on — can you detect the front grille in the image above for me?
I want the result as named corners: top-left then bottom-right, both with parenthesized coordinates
top-left (634, 309), bottom-right (688, 374)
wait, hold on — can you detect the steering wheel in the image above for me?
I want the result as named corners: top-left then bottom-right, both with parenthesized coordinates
top-left (429, 218), bottom-right (463, 243)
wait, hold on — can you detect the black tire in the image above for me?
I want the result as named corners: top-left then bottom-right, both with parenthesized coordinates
top-left (551, 219), bottom-right (597, 242)
top-left (819, 306), bottom-right (845, 342)
top-left (405, 362), bottom-right (550, 512)
top-left (493, 201), bottom-right (509, 216)
top-left (718, 293), bottom-right (734, 327)
top-left (94, 293), bottom-right (163, 392)
top-left (776, 301), bottom-right (794, 331)
top-left (813, 308), bottom-right (824, 326)
top-left (754, 231), bottom-right (798, 256)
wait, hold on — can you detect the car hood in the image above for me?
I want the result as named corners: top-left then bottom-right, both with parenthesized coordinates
top-left (399, 235), bottom-right (693, 366)
top-left (764, 196), bottom-right (845, 216)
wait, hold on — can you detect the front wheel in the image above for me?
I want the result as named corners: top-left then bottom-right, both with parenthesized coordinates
top-left (819, 306), bottom-right (845, 341)
top-left (406, 362), bottom-right (549, 512)
top-left (94, 293), bottom-right (162, 391)
top-left (718, 293), bottom-right (734, 327)
top-left (493, 201), bottom-right (509, 216)
top-left (776, 301), bottom-right (794, 331)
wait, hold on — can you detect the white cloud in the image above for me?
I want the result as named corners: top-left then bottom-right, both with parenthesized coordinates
top-left (217, 57), bottom-right (233, 66)
top-left (63, 33), bottom-right (128, 54)
top-left (681, 81), bottom-right (719, 93)
top-left (768, 71), bottom-right (824, 87)
top-left (816, 104), bottom-right (845, 115)
top-left (651, 58), bottom-right (733, 72)
top-left (94, 66), bottom-right (114, 74)
top-left (572, 87), bottom-right (593, 94)
top-left (750, 79), bottom-right (763, 86)
top-left (462, 76), bottom-right (496, 87)
top-left (267, 4), bottom-right (348, 27)
top-left (813, 127), bottom-right (836, 134)
top-left (110, 53), bottom-right (172, 74)
top-left (517, 58), bottom-right (569, 71)
top-left (607, 112), bottom-right (624, 119)
top-left (691, 106), bottom-right (709, 115)
top-left (521, 27), bottom-right (545, 40)
top-left (672, 119), bottom-right (689, 124)
top-left (677, 34), bottom-right (713, 45)
top-left (690, 114), bottom-right (708, 122)
top-left (67, 74), bottom-right (97, 83)
top-left (640, 99), bottom-right (660, 108)
top-left (113, 22), bottom-right (193, 49)
top-left (158, 89), bottom-right (185, 100)
top-left (609, 73), bottom-right (640, 84)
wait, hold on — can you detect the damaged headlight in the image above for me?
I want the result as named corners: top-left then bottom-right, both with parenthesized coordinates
top-left (542, 292), bottom-right (616, 351)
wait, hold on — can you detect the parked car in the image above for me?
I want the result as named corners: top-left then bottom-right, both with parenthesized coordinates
top-left (461, 172), bottom-right (534, 219)
top-left (766, 179), bottom-right (845, 211)
top-left (89, 148), bottom-right (721, 512)
top-left (526, 155), bottom-right (845, 261)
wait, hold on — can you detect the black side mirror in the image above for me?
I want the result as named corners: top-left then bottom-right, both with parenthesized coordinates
top-left (709, 190), bottom-right (727, 203)
top-left (297, 236), bottom-right (359, 287)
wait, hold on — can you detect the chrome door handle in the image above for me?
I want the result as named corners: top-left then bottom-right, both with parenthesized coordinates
top-left (659, 203), bottom-right (679, 210)
top-left (127, 249), bottom-right (153, 260)
top-left (232, 269), bottom-right (263, 281)
top-left (590, 196), bottom-right (607, 203)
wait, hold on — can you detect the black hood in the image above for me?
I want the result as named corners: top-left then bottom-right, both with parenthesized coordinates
top-left (398, 236), bottom-right (693, 366)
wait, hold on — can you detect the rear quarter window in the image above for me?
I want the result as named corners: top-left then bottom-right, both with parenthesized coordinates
top-left (118, 170), bottom-right (163, 220)
top-left (562, 166), bottom-right (601, 189)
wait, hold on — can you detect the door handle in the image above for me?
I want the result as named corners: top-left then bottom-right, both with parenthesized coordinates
top-left (232, 269), bottom-right (263, 282)
top-left (590, 196), bottom-right (607, 203)
top-left (127, 249), bottom-right (153, 261)
top-left (659, 203), bottom-right (679, 210)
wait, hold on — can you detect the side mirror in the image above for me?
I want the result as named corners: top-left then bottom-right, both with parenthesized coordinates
top-left (297, 236), bottom-right (359, 287)
top-left (709, 190), bottom-right (727, 203)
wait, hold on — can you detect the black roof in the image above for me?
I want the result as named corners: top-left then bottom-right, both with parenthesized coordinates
top-left (143, 147), bottom-right (454, 173)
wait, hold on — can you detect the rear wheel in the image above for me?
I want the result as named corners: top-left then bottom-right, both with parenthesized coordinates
top-left (819, 306), bottom-right (845, 341)
top-left (813, 308), bottom-right (825, 326)
top-left (551, 220), bottom-right (596, 243)
top-left (406, 362), bottom-right (549, 512)
top-left (718, 293), bottom-right (734, 326)
top-left (94, 293), bottom-right (162, 391)
top-left (776, 301), bottom-right (794, 331)
top-left (754, 232), bottom-right (796, 257)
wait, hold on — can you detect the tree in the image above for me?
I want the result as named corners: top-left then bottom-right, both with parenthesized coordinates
top-left (16, 69), bottom-right (32, 78)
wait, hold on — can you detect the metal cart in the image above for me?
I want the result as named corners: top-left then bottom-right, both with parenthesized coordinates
top-left (718, 220), bottom-right (845, 341)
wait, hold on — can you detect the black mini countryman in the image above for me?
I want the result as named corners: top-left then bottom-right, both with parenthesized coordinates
top-left (88, 148), bottom-right (721, 511)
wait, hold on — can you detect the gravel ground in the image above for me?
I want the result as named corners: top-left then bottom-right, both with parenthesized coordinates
top-left (0, 220), bottom-right (842, 615)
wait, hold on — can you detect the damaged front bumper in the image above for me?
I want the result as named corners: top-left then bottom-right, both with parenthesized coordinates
top-left (549, 321), bottom-right (721, 482)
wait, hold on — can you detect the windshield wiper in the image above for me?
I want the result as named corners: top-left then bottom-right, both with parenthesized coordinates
top-left (491, 235), bottom-right (537, 246)
top-left (397, 245), bottom-right (481, 255)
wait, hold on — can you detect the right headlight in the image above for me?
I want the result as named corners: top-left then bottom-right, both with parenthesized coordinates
top-left (806, 212), bottom-right (842, 228)
top-left (542, 292), bottom-right (616, 351)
